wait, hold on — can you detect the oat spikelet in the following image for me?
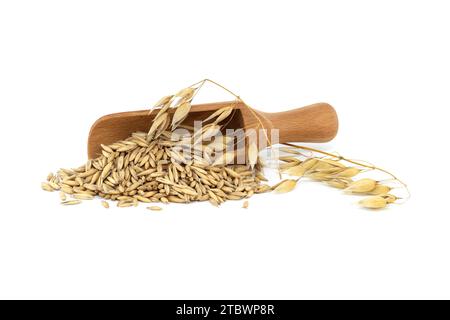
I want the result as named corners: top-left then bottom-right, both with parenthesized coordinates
top-left (368, 184), bottom-right (391, 195)
top-left (175, 87), bottom-right (195, 100)
top-left (273, 179), bottom-right (297, 193)
top-left (153, 95), bottom-right (173, 108)
top-left (242, 200), bottom-right (249, 209)
top-left (359, 196), bottom-right (387, 209)
top-left (301, 158), bottom-right (319, 171)
top-left (203, 106), bottom-right (233, 123)
top-left (148, 112), bottom-right (168, 138)
top-left (285, 164), bottom-right (306, 177)
top-left (334, 167), bottom-right (361, 178)
top-left (345, 178), bottom-right (377, 193)
top-left (326, 179), bottom-right (349, 189)
top-left (154, 102), bottom-right (173, 121)
top-left (101, 201), bottom-right (109, 208)
top-left (171, 102), bottom-right (191, 129)
top-left (381, 194), bottom-right (397, 204)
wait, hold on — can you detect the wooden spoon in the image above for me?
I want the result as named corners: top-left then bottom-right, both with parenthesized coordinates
top-left (87, 101), bottom-right (338, 159)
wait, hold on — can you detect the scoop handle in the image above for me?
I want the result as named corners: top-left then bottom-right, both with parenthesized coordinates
top-left (263, 103), bottom-right (338, 143)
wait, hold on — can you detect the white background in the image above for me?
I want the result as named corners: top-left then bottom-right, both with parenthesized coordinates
top-left (0, 0), bottom-right (449, 299)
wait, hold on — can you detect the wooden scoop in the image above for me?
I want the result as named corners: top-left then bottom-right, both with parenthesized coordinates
top-left (87, 101), bottom-right (338, 159)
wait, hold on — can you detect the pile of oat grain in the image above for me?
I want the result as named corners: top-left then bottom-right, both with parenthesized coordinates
top-left (42, 85), bottom-right (270, 209)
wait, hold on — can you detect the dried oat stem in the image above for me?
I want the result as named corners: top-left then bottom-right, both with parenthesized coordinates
top-left (283, 143), bottom-right (410, 199)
